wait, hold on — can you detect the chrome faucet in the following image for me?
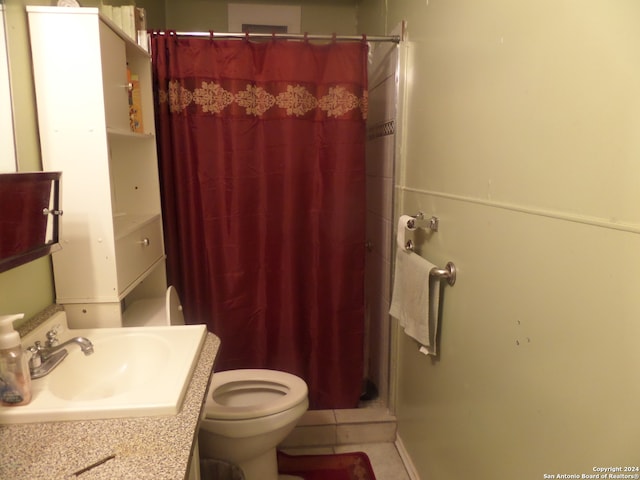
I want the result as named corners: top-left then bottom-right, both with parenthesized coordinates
top-left (28, 328), bottom-right (94, 379)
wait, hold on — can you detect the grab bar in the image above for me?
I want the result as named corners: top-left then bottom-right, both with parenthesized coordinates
top-left (430, 262), bottom-right (456, 286)
top-left (400, 212), bottom-right (456, 286)
top-left (404, 240), bottom-right (456, 286)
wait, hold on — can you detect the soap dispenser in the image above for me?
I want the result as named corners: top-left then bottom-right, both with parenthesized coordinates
top-left (0, 314), bottom-right (32, 406)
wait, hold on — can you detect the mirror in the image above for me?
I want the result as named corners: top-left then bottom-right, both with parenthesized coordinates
top-left (0, 172), bottom-right (62, 273)
top-left (0, 0), bottom-right (17, 172)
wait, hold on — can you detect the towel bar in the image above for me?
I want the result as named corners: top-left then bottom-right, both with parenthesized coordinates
top-left (403, 241), bottom-right (456, 286)
top-left (429, 262), bottom-right (456, 286)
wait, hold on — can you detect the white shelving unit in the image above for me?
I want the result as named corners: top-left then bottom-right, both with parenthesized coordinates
top-left (28, 6), bottom-right (166, 328)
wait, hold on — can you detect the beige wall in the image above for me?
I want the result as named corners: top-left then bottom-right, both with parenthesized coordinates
top-left (359, 0), bottom-right (640, 478)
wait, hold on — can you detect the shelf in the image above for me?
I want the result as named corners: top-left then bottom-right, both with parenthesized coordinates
top-left (99, 11), bottom-right (150, 58)
top-left (107, 128), bottom-right (155, 139)
top-left (113, 213), bottom-right (161, 239)
top-left (28, 6), bottom-right (166, 327)
top-left (118, 256), bottom-right (166, 301)
top-left (26, 7), bottom-right (150, 58)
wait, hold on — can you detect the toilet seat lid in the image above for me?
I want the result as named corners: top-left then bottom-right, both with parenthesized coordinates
top-left (205, 369), bottom-right (308, 420)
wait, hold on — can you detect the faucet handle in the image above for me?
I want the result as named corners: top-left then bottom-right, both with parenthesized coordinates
top-left (27, 344), bottom-right (43, 370)
top-left (45, 326), bottom-right (60, 347)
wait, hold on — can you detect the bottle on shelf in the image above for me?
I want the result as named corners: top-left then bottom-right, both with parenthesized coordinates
top-left (128, 67), bottom-right (144, 133)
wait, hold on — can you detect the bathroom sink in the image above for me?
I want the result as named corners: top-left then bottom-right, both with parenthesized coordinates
top-left (48, 333), bottom-right (172, 402)
top-left (0, 312), bottom-right (207, 424)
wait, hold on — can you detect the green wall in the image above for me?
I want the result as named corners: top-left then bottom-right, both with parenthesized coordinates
top-left (358, 0), bottom-right (640, 478)
top-left (138, 0), bottom-right (357, 34)
top-left (0, 0), bottom-right (55, 323)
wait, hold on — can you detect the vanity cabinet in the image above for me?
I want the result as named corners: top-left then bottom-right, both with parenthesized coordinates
top-left (27, 6), bottom-right (166, 328)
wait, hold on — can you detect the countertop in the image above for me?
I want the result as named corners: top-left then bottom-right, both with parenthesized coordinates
top-left (0, 327), bottom-right (220, 479)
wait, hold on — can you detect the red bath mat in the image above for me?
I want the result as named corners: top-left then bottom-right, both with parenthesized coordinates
top-left (277, 451), bottom-right (377, 480)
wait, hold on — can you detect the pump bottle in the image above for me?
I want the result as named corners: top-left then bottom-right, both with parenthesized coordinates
top-left (0, 314), bottom-right (32, 406)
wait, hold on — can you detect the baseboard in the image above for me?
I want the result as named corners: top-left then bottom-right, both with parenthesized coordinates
top-left (280, 408), bottom-right (397, 448)
top-left (395, 434), bottom-right (421, 480)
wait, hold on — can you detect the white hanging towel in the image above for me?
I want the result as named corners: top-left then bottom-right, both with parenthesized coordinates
top-left (389, 247), bottom-right (442, 356)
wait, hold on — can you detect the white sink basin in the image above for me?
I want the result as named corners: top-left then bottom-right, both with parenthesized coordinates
top-left (49, 333), bottom-right (171, 402)
top-left (0, 312), bottom-right (207, 424)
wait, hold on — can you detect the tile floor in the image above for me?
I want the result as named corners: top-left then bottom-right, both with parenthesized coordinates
top-left (279, 404), bottom-right (412, 480)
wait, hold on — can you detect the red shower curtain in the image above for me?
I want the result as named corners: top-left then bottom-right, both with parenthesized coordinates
top-left (151, 33), bottom-right (368, 409)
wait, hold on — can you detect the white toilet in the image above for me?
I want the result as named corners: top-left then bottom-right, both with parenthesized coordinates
top-left (125, 287), bottom-right (309, 480)
top-left (198, 369), bottom-right (309, 480)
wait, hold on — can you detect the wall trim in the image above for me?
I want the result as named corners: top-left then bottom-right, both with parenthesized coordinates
top-left (399, 186), bottom-right (640, 235)
top-left (395, 434), bottom-right (421, 480)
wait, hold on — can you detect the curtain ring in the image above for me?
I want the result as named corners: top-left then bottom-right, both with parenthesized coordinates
top-left (303, 32), bottom-right (309, 43)
top-left (361, 34), bottom-right (367, 44)
top-left (244, 31), bottom-right (250, 42)
top-left (331, 32), bottom-right (337, 43)
top-left (209, 30), bottom-right (214, 41)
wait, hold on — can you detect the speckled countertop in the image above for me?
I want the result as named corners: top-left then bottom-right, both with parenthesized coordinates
top-left (0, 306), bottom-right (220, 480)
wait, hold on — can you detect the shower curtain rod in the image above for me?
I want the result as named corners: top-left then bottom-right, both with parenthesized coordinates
top-left (162, 31), bottom-right (401, 43)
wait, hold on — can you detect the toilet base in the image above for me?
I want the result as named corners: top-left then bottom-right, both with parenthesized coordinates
top-left (237, 448), bottom-right (278, 480)
top-left (234, 449), bottom-right (304, 480)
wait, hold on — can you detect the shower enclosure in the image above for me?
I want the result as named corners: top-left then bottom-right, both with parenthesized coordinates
top-left (363, 32), bottom-right (401, 410)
